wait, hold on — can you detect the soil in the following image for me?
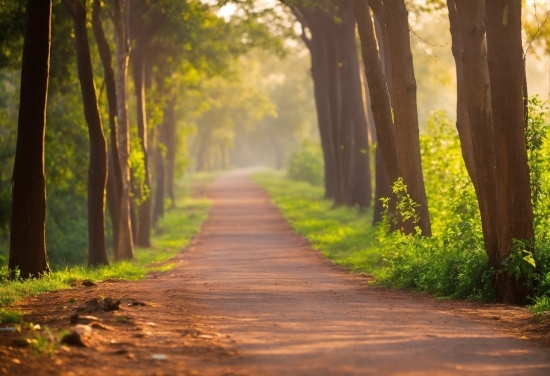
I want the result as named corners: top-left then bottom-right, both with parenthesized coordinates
top-left (2, 171), bottom-right (550, 375)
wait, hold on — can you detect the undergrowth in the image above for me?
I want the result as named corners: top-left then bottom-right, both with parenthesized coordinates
top-left (0, 175), bottom-right (211, 309)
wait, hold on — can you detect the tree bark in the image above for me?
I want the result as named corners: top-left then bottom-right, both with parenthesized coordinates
top-left (92, 0), bottom-right (122, 257)
top-left (292, 5), bottom-right (337, 200)
top-left (9, 0), bottom-right (52, 278)
top-left (64, 0), bottom-right (109, 267)
top-left (447, 0), bottom-right (478, 188)
top-left (371, 14), bottom-right (392, 224)
top-left (353, 0), bottom-right (399, 187)
top-left (113, 0), bottom-right (134, 260)
top-left (382, 0), bottom-right (431, 236)
top-left (485, 0), bottom-right (534, 303)
top-left (322, 24), bottom-right (345, 205)
top-left (131, 48), bottom-right (152, 248)
top-left (164, 99), bottom-right (177, 207)
top-left (152, 125), bottom-right (165, 226)
top-left (453, 0), bottom-right (499, 275)
top-left (338, 6), bottom-right (372, 209)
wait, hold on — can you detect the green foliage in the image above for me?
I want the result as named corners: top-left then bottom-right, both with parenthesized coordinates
top-left (253, 171), bottom-right (381, 273)
top-left (0, 307), bottom-right (21, 324)
top-left (502, 239), bottom-right (536, 282)
top-left (375, 111), bottom-right (493, 300)
top-left (27, 327), bottom-right (57, 355)
top-left (526, 96), bottom-right (550, 240)
top-left (530, 296), bottom-right (550, 313)
top-left (287, 141), bottom-right (324, 186)
top-left (388, 178), bottom-right (420, 227)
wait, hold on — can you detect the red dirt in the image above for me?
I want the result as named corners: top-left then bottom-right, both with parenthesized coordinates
top-left (2, 171), bottom-right (550, 375)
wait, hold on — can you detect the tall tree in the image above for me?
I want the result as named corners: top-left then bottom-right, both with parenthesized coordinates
top-left (337, 3), bottom-right (372, 209)
top-left (451, 0), bottom-right (499, 273)
top-left (291, 5), bottom-right (337, 200)
top-left (370, 16), bottom-right (392, 225)
top-left (485, 0), bottom-right (534, 303)
top-left (131, 47), bottom-right (152, 247)
top-left (113, 0), bottom-right (134, 260)
top-left (92, 0), bottom-right (123, 257)
top-left (353, 0), bottom-right (399, 193)
top-left (450, 0), bottom-right (534, 303)
top-left (9, 0), bottom-right (52, 277)
top-left (378, 0), bottom-right (431, 235)
top-left (63, 0), bottom-right (109, 266)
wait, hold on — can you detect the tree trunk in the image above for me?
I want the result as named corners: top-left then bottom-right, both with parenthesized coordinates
top-left (485, 0), bottom-right (534, 303)
top-left (447, 0), bottom-right (478, 188)
top-left (353, 0), bottom-right (399, 187)
top-left (113, 0), bottom-right (134, 260)
top-left (164, 99), bottom-right (177, 207)
top-left (371, 14), bottom-right (392, 225)
top-left (382, 0), bottom-right (431, 236)
top-left (322, 25), bottom-right (345, 206)
top-left (152, 126), bottom-right (165, 226)
top-left (293, 5), bottom-right (337, 200)
top-left (339, 6), bottom-right (372, 209)
top-left (453, 0), bottom-right (499, 276)
top-left (64, 0), bottom-right (109, 267)
top-left (9, 0), bottom-right (52, 278)
top-left (92, 0), bottom-right (122, 257)
top-left (131, 48), bottom-right (152, 248)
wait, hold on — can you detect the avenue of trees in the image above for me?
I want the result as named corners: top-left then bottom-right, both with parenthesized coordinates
top-left (1, 0), bottom-right (550, 304)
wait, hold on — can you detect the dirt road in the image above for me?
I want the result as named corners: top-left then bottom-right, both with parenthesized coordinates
top-left (3, 172), bottom-right (550, 375)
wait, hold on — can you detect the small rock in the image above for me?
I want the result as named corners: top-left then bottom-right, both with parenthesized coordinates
top-left (82, 280), bottom-right (97, 287)
top-left (145, 322), bottom-right (156, 327)
top-left (11, 358), bottom-right (20, 365)
top-left (103, 298), bottom-right (121, 312)
top-left (90, 322), bottom-right (111, 331)
top-left (70, 314), bottom-right (102, 325)
top-left (113, 348), bottom-right (128, 355)
top-left (60, 332), bottom-right (86, 347)
top-left (151, 354), bottom-right (168, 361)
top-left (130, 301), bottom-right (146, 306)
top-left (73, 324), bottom-right (93, 337)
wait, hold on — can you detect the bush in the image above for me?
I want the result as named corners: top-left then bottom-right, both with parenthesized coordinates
top-left (376, 111), bottom-right (494, 301)
top-left (287, 140), bottom-right (324, 186)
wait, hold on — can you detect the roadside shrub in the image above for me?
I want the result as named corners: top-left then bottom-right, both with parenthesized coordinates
top-left (287, 140), bottom-right (324, 186)
top-left (376, 111), bottom-right (494, 301)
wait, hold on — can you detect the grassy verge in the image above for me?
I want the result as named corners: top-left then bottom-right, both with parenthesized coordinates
top-left (0, 173), bottom-right (213, 310)
top-left (252, 171), bottom-right (381, 274)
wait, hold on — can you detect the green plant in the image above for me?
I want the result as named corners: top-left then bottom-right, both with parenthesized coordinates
top-left (0, 308), bottom-right (22, 324)
top-left (530, 296), bottom-right (550, 313)
top-left (501, 239), bottom-right (536, 282)
top-left (287, 140), bottom-right (324, 186)
top-left (28, 327), bottom-right (57, 355)
top-left (388, 177), bottom-right (420, 227)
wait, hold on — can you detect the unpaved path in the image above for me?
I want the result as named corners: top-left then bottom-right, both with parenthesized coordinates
top-left (3, 171), bottom-right (550, 375)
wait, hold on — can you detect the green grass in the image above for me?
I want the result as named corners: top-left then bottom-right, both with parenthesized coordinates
top-left (0, 307), bottom-right (22, 324)
top-left (530, 297), bottom-right (550, 313)
top-left (253, 171), bottom-right (381, 273)
top-left (0, 174), bottom-right (212, 308)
